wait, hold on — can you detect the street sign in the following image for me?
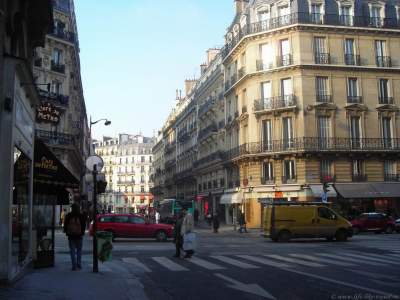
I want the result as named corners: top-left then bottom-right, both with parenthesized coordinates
top-left (86, 155), bottom-right (104, 172)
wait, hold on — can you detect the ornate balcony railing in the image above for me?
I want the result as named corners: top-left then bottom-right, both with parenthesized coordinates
top-left (198, 123), bottom-right (218, 141)
top-left (254, 95), bottom-right (296, 111)
top-left (384, 174), bottom-right (400, 182)
top-left (35, 130), bottom-right (75, 146)
top-left (316, 94), bottom-right (332, 103)
top-left (194, 151), bottom-right (224, 168)
top-left (222, 137), bottom-right (400, 161)
top-left (198, 97), bottom-right (215, 117)
top-left (376, 56), bottom-right (391, 67)
top-left (277, 54), bottom-right (292, 67)
top-left (38, 89), bottom-right (69, 107)
top-left (352, 174), bottom-right (368, 182)
top-left (378, 96), bottom-right (394, 105)
top-left (51, 60), bottom-right (65, 74)
top-left (347, 96), bottom-right (362, 104)
top-left (50, 29), bottom-right (76, 43)
top-left (310, 13), bottom-right (324, 24)
top-left (315, 53), bottom-right (330, 64)
top-left (282, 176), bottom-right (297, 184)
top-left (261, 177), bottom-right (275, 184)
top-left (256, 60), bottom-right (273, 71)
top-left (345, 54), bottom-right (361, 66)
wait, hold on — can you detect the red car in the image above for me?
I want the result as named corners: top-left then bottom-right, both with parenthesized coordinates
top-left (351, 213), bottom-right (396, 234)
top-left (89, 214), bottom-right (174, 242)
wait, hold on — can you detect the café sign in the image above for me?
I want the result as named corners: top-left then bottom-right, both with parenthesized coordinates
top-left (37, 102), bottom-right (61, 124)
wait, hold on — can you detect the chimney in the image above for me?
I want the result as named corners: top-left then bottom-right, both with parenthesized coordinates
top-left (185, 79), bottom-right (197, 96)
top-left (206, 48), bottom-right (220, 65)
top-left (200, 63), bottom-right (207, 75)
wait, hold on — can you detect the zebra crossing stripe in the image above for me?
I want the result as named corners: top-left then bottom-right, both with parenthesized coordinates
top-left (264, 254), bottom-right (325, 267)
top-left (122, 257), bottom-right (152, 273)
top-left (387, 254), bottom-right (400, 259)
top-left (188, 257), bottom-right (225, 270)
top-left (342, 253), bottom-right (400, 265)
top-left (211, 256), bottom-right (260, 269)
top-left (317, 253), bottom-right (388, 267)
top-left (288, 254), bottom-right (356, 267)
top-left (152, 257), bottom-right (188, 271)
top-left (237, 255), bottom-right (290, 269)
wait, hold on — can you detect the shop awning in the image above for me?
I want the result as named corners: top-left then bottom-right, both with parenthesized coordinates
top-left (334, 183), bottom-right (400, 199)
top-left (220, 193), bottom-right (242, 204)
top-left (310, 184), bottom-right (337, 198)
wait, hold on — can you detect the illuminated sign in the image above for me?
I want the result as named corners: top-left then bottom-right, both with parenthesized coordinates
top-left (37, 102), bottom-right (61, 124)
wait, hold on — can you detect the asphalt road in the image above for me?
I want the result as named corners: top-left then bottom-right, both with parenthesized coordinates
top-left (56, 228), bottom-right (400, 300)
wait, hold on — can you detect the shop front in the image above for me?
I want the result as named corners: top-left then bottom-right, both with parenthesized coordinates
top-left (220, 191), bottom-right (243, 225)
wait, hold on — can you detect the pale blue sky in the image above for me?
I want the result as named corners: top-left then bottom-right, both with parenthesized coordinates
top-left (75, 0), bottom-right (233, 139)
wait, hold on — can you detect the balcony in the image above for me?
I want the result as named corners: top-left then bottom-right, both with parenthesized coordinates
top-left (368, 17), bottom-right (384, 28)
top-left (256, 60), bottom-right (273, 71)
top-left (117, 180), bottom-right (135, 185)
top-left (352, 174), bottom-right (368, 182)
top-left (254, 95), bottom-right (296, 112)
top-left (339, 15), bottom-right (353, 26)
top-left (228, 180), bottom-right (240, 189)
top-left (310, 13), bottom-right (324, 24)
top-left (261, 177), bottom-right (275, 184)
top-left (277, 54), bottom-right (292, 67)
top-left (198, 97), bottom-right (215, 117)
top-left (282, 176), bottom-right (297, 184)
top-left (194, 151), bottom-right (224, 168)
top-left (345, 54), bottom-right (361, 66)
top-left (35, 130), bottom-right (75, 146)
top-left (178, 129), bottom-right (189, 142)
top-left (384, 174), bottom-right (400, 182)
top-left (315, 53), bottom-right (330, 64)
top-left (34, 58), bottom-right (42, 67)
top-left (378, 96), bottom-right (394, 105)
top-left (50, 29), bottom-right (76, 43)
top-left (316, 94), bottom-right (332, 103)
top-left (347, 96), bottom-right (362, 104)
top-left (38, 89), bottom-right (69, 107)
top-left (198, 123), bottom-right (218, 142)
top-left (51, 60), bottom-right (65, 74)
top-left (376, 56), bottom-right (391, 68)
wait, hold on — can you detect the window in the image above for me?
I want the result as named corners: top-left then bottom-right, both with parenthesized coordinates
top-left (279, 39), bottom-right (291, 66)
top-left (282, 117), bottom-right (293, 149)
top-left (378, 79), bottom-right (390, 103)
top-left (381, 117), bottom-right (392, 148)
top-left (344, 39), bottom-right (357, 65)
top-left (320, 160), bottom-right (332, 181)
top-left (311, 4), bottom-right (323, 24)
top-left (258, 9), bottom-right (270, 30)
top-left (283, 160), bottom-right (296, 182)
top-left (375, 40), bottom-right (389, 67)
top-left (350, 116), bottom-right (362, 148)
top-left (141, 156), bottom-right (145, 163)
top-left (141, 166), bottom-right (145, 172)
top-left (141, 175), bottom-right (145, 183)
top-left (281, 78), bottom-right (293, 106)
top-left (352, 160), bottom-right (365, 181)
top-left (347, 78), bottom-right (360, 103)
top-left (384, 160), bottom-right (397, 181)
top-left (52, 48), bottom-right (62, 64)
top-left (51, 80), bottom-right (62, 95)
top-left (318, 207), bottom-right (337, 220)
top-left (316, 77), bottom-right (329, 102)
top-left (261, 81), bottom-right (272, 108)
top-left (314, 37), bottom-right (329, 64)
top-left (262, 119), bottom-right (272, 151)
top-left (99, 216), bottom-right (113, 223)
top-left (370, 6), bottom-right (382, 27)
top-left (317, 116), bottom-right (331, 148)
top-left (114, 216), bottom-right (129, 223)
top-left (259, 43), bottom-right (273, 70)
top-left (340, 6), bottom-right (353, 25)
top-left (278, 5), bottom-right (290, 26)
top-left (262, 162), bottom-right (274, 183)
top-left (130, 216), bottom-right (145, 224)
top-left (125, 157), bottom-right (128, 164)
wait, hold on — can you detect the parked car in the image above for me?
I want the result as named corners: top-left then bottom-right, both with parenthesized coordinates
top-left (351, 213), bottom-right (396, 234)
top-left (263, 203), bottom-right (352, 242)
top-left (395, 218), bottom-right (400, 233)
top-left (89, 214), bottom-right (174, 242)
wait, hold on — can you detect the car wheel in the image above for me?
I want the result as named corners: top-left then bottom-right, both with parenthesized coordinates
top-left (352, 227), bottom-right (360, 235)
top-left (277, 230), bottom-right (291, 242)
top-left (385, 226), bottom-right (394, 234)
top-left (155, 231), bottom-right (167, 242)
top-left (335, 229), bottom-right (348, 242)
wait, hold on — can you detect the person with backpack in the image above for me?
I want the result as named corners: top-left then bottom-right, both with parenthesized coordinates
top-left (64, 203), bottom-right (86, 271)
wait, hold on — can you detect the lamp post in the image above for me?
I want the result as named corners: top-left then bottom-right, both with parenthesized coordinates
top-left (89, 117), bottom-right (111, 273)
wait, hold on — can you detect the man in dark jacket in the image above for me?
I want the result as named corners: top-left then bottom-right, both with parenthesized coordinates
top-left (64, 203), bottom-right (86, 270)
top-left (173, 212), bottom-right (184, 258)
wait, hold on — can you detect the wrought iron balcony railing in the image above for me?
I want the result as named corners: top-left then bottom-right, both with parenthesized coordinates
top-left (198, 97), bottom-right (215, 117)
top-left (50, 29), bottom-right (76, 43)
top-left (376, 56), bottom-right (391, 67)
top-left (51, 60), bottom-right (65, 73)
top-left (282, 176), bottom-right (297, 184)
top-left (316, 94), bottom-right (332, 103)
top-left (310, 13), bottom-right (324, 24)
top-left (198, 123), bottom-right (218, 141)
top-left (254, 95), bottom-right (296, 111)
top-left (315, 53), bottom-right (330, 64)
top-left (261, 177), bottom-right (275, 184)
top-left (277, 54), bottom-right (292, 67)
top-left (35, 130), bottom-right (74, 146)
top-left (384, 174), bottom-right (400, 182)
top-left (352, 174), bottom-right (368, 182)
top-left (194, 151), bottom-right (224, 168)
top-left (256, 60), bottom-right (273, 71)
top-left (345, 54), bottom-right (361, 66)
top-left (38, 89), bottom-right (69, 107)
top-left (347, 96), bottom-right (362, 104)
top-left (378, 96), bottom-right (394, 105)
top-left (339, 15), bottom-right (353, 26)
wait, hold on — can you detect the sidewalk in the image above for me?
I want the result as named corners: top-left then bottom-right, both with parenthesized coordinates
top-left (195, 221), bottom-right (263, 237)
top-left (0, 245), bottom-right (148, 300)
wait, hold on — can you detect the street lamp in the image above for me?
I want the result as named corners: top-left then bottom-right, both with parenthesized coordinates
top-left (88, 116), bottom-right (111, 273)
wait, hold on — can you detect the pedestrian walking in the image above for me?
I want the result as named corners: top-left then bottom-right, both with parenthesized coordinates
top-left (64, 203), bottom-right (86, 271)
top-left (212, 213), bottom-right (220, 233)
top-left (194, 208), bottom-right (199, 226)
top-left (181, 208), bottom-right (195, 258)
top-left (173, 212), bottom-right (184, 258)
top-left (206, 213), bottom-right (212, 226)
top-left (155, 210), bottom-right (160, 224)
top-left (238, 211), bottom-right (247, 233)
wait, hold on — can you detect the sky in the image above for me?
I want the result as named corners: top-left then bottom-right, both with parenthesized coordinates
top-left (74, 0), bottom-right (233, 140)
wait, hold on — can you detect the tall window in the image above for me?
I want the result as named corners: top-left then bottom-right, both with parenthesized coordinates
top-left (52, 48), bottom-right (63, 64)
top-left (375, 40), bottom-right (389, 67)
top-left (381, 117), bottom-right (392, 148)
top-left (316, 76), bottom-right (329, 102)
top-left (384, 160), bottom-right (397, 181)
top-left (320, 160), bottom-right (332, 181)
top-left (258, 9), bottom-right (270, 30)
top-left (317, 116), bottom-right (331, 149)
top-left (281, 78), bottom-right (293, 106)
top-left (311, 4), bottom-right (323, 24)
top-left (283, 160), bottom-right (296, 182)
top-left (314, 37), bottom-right (328, 64)
top-left (259, 43), bottom-right (273, 70)
top-left (261, 81), bottom-right (272, 108)
top-left (352, 160), bottom-right (365, 181)
top-left (370, 6), bottom-right (382, 27)
top-left (51, 80), bottom-right (62, 95)
top-left (141, 156), bottom-right (145, 162)
top-left (378, 79), bottom-right (390, 103)
top-left (344, 39), bottom-right (357, 65)
top-left (279, 39), bottom-right (291, 66)
top-left (262, 162), bottom-right (274, 183)
top-left (278, 5), bottom-right (290, 26)
top-left (350, 116), bottom-right (362, 149)
top-left (347, 78), bottom-right (359, 103)
top-left (262, 119), bottom-right (272, 151)
top-left (282, 117), bottom-right (293, 149)
top-left (340, 6), bottom-right (352, 25)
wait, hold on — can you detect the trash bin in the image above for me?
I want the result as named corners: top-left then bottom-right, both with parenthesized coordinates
top-left (96, 231), bottom-right (113, 262)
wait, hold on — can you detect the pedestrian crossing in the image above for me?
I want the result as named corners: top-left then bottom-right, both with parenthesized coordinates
top-left (93, 251), bottom-right (400, 275)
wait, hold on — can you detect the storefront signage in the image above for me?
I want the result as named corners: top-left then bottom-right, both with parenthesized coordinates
top-left (37, 103), bottom-right (61, 124)
top-left (35, 156), bottom-right (59, 172)
top-left (275, 191), bottom-right (284, 198)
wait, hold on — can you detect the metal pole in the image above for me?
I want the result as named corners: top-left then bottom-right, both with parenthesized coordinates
top-left (92, 164), bottom-right (98, 273)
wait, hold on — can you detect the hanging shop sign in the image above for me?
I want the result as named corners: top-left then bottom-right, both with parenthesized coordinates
top-left (37, 102), bottom-right (61, 124)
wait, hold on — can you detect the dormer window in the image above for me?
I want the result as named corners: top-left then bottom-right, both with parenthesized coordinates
top-left (257, 6), bottom-right (270, 31)
top-left (310, 3), bottom-right (324, 24)
top-left (337, 0), bottom-right (354, 26)
top-left (370, 5), bottom-right (383, 27)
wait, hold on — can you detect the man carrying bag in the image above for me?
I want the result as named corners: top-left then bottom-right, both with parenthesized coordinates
top-left (181, 208), bottom-right (196, 258)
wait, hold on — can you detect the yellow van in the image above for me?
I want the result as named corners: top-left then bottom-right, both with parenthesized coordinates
top-left (263, 203), bottom-right (353, 242)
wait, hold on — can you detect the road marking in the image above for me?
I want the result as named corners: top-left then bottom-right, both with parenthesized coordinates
top-left (288, 254), bottom-right (356, 267)
top-left (211, 256), bottom-right (260, 269)
top-left (214, 273), bottom-right (276, 299)
top-left (317, 253), bottom-right (388, 267)
top-left (350, 252), bottom-right (400, 263)
top-left (237, 255), bottom-right (290, 268)
top-left (264, 254), bottom-right (325, 267)
top-left (152, 257), bottom-right (188, 271)
top-left (349, 269), bottom-right (400, 281)
top-left (387, 254), bottom-right (400, 259)
top-left (122, 257), bottom-right (152, 273)
top-left (188, 257), bottom-right (225, 270)
top-left (342, 253), bottom-right (400, 265)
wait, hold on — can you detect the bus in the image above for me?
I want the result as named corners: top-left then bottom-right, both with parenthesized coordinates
top-left (158, 199), bottom-right (195, 224)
